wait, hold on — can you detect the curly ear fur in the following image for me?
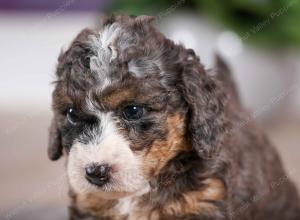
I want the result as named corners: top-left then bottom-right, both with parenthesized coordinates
top-left (48, 29), bottom-right (93, 161)
top-left (181, 51), bottom-right (229, 159)
top-left (48, 117), bottom-right (63, 160)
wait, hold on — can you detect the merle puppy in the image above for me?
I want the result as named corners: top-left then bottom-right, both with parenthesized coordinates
top-left (48, 15), bottom-right (300, 220)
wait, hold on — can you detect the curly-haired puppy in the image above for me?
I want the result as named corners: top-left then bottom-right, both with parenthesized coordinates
top-left (48, 15), bottom-right (300, 220)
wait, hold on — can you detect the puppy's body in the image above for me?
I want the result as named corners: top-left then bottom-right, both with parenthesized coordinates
top-left (48, 15), bottom-right (300, 220)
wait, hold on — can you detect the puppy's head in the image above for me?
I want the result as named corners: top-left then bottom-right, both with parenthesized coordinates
top-left (48, 15), bottom-right (228, 198)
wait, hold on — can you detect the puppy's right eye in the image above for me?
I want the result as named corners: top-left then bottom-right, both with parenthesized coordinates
top-left (66, 108), bottom-right (79, 125)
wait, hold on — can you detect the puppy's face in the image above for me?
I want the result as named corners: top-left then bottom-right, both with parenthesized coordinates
top-left (48, 15), bottom-right (228, 199)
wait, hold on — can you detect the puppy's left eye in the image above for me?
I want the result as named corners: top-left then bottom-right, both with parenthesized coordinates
top-left (67, 108), bottom-right (80, 125)
top-left (122, 105), bottom-right (144, 121)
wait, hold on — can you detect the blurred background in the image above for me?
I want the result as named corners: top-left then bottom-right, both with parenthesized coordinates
top-left (0, 0), bottom-right (300, 219)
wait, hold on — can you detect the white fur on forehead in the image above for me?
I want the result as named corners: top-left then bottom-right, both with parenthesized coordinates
top-left (88, 24), bottom-right (122, 76)
top-left (87, 22), bottom-right (164, 85)
top-left (87, 23), bottom-right (132, 89)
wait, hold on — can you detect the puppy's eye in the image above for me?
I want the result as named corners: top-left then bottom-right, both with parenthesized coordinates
top-left (122, 105), bottom-right (144, 121)
top-left (66, 108), bottom-right (80, 125)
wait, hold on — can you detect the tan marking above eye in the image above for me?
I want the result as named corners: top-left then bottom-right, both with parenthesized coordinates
top-left (101, 87), bottom-right (137, 109)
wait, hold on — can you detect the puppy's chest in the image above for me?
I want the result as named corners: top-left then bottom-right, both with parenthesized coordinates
top-left (113, 197), bottom-right (151, 220)
top-left (75, 178), bottom-right (225, 220)
top-left (76, 194), bottom-right (160, 220)
top-left (75, 193), bottom-right (154, 220)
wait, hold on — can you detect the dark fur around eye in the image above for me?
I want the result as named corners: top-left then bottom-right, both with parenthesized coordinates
top-left (60, 121), bottom-right (100, 149)
top-left (60, 124), bottom-right (84, 150)
top-left (60, 110), bottom-right (99, 149)
top-left (65, 108), bottom-right (97, 125)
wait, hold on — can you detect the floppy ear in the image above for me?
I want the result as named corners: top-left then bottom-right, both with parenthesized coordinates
top-left (48, 116), bottom-right (63, 160)
top-left (180, 53), bottom-right (229, 159)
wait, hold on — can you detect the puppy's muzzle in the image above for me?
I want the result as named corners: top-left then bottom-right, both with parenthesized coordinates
top-left (85, 163), bottom-right (111, 187)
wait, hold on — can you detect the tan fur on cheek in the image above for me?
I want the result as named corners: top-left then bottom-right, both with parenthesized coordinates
top-left (143, 114), bottom-right (191, 177)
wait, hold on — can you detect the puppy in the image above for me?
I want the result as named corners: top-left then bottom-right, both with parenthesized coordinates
top-left (48, 15), bottom-right (300, 220)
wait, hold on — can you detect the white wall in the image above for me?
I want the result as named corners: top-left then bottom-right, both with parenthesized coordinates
top-left (0, 12), bottom-right (98, 113)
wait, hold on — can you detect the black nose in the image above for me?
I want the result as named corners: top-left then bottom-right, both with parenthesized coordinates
top-left (85, 163), bottom-right (110, 186)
